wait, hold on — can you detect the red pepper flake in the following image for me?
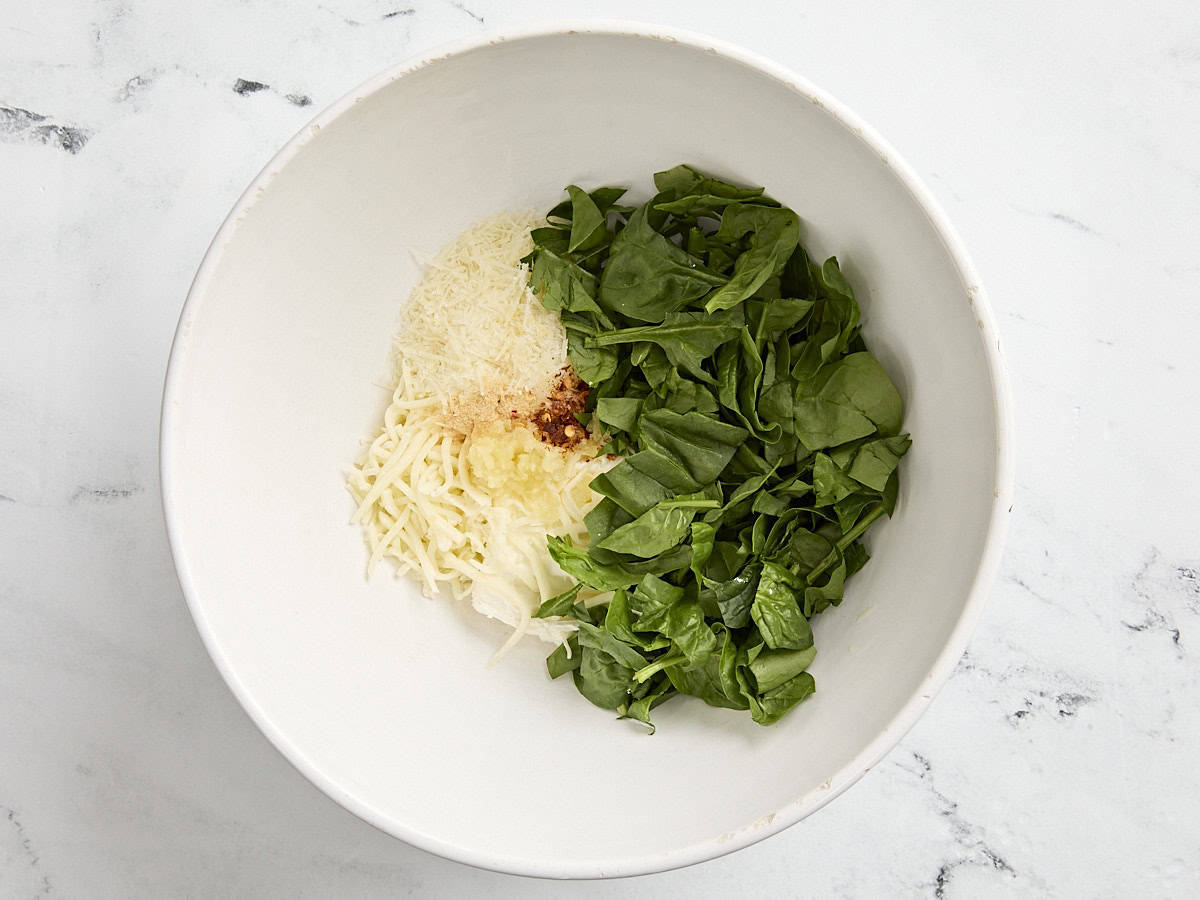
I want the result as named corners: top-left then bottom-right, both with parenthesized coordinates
top-left (514, 367), bottom-right (590, 449)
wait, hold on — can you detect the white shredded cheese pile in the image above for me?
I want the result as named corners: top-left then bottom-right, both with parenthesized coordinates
top-left (347, 212), bottom-right (613, 653)
top-left (395, 211), bottom-right (568, 423)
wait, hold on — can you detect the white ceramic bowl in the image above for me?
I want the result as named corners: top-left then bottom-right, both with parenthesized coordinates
top-left (161, 24), bottom-right (1012, 879)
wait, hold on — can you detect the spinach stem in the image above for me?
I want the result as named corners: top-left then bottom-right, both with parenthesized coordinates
top-left (634, 651), bottom-right (687, 683)
top-left (805, 504), bottom-right (886, 585)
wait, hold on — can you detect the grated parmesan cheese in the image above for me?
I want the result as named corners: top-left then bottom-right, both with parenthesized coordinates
top-left (395, 211), bottom-right (569, 430)
top-left (348, 213), bottom-right (614, 654)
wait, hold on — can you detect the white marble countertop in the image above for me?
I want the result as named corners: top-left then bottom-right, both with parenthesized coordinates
top-left (3, 1), bottom-right (1199, 896)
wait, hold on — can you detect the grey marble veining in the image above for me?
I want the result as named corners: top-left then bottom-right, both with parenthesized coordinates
top-left (3, 0), bottom-right (1199, 896)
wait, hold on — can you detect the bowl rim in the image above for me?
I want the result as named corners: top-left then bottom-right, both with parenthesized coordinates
top-left (160, 20), bottom-right (1014, 880)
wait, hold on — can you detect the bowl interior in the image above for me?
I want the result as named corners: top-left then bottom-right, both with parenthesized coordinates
top-left (163, 30), bottom-right (1004, 877)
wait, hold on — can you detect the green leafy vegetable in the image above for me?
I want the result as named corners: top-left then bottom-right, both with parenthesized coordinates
top-left (594, 397), bottom-right (642, 434)
top-left (598, 208), bottom-right (728, 322)
top-left (565, 185), bottom-right (608, 253)
top-left (534, 583), bottom-right (583, 619)
top-left (528, 166), bottom-right (910, 730)
top-left (595, 493), bottom-right (719, 558)
top-left (704, 205), bottom-right (801, 313)
top-left (748, 645), bottom-right (818, 693)
top-left (546, 635), bottom-right (581, 678)
top-left (750, 561), bottom-right (815, 650)
top-left (688, 521), bottom-right (715, 584)
top-left (794, 352), bottom-right (903, 448)
top-left (748, 671), bottom-right (816, 725)
top-left (591, 307), bottom-right (743, 383)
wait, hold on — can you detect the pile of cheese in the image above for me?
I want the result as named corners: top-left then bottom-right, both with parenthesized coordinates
top-left (347, 212), bottom-right (612, 652)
